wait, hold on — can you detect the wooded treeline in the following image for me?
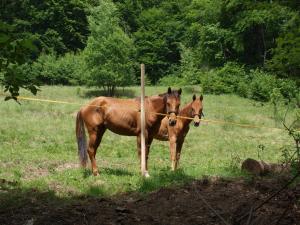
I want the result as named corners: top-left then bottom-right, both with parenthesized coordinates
top-left (0, 0), bottom-right (299, 100)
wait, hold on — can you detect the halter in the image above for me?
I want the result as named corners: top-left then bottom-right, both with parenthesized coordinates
top-left (192, 111), bottom-right (204, 118)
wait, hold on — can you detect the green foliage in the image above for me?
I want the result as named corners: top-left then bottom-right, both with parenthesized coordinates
top-left (158, 75), bottom-right (186, 86)
top-left (1, 0), bottom-right (299, 97)
top-left (267, 26), bottom-right (300, 78)
top-left (247, 70), bottom-right (278, 101)
top-left (199, 62), bottom-right (248, 95)
top-left (84, 0), bottom-right (136, 96)
top-left (29, 52), bottom-right (88, 85)
top-left (248, 70), bottom-right (298, 102)
top-left (182, 0), bottom-right (300, 76)
top-left (196, 63), bottom-right (298, 102)
top-left (0, 22), bottom-right (39, 98)
top-left (0, 0), bottom-right (91, 98)
top-left (1, 0), bottom-right (90, 55)
top-left (134, 0), bottom-right (189, 83)
top-left (178, 45), bottom-right (200, 85)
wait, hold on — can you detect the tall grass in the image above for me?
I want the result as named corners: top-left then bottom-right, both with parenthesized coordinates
top-left (0, 86), bottom-right (294, 201)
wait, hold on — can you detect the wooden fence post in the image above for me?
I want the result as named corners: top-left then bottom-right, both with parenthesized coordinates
top-left (140, 64), bottom-right (147, 177)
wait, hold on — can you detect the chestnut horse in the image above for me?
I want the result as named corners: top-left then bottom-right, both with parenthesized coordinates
top-left (155, 94), bottom-right (203, 170)
top-left (76, 87), bottom-right (182, 176)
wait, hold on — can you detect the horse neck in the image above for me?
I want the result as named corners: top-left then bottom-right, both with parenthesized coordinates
top-left (148, 96), bottom-right (166, 114)
top-left (179, 102), bottom-right (193, 127)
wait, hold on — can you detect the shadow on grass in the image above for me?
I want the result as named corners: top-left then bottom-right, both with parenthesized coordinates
top-left (82, 167), bottom-right (133, 178)
top-left (82, 88), bottom-right (136, 99)
top-left (138, 168), bottom-right (193, 193)
top-left (101, 167), bottom-right (134, 176)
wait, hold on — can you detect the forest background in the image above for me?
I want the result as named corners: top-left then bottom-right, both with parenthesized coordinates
top-left (0, 0), bottom-right (299, 102)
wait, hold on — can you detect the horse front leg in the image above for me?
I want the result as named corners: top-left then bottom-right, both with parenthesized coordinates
top-left (145, 136), bottom-right (153, 175)
top-left (169, 135), bottom-right (177, 171)
top-left (175, 139), bottom-right (184, 170)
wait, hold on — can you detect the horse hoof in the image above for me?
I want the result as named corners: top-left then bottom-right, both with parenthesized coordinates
top-left (93, 171), bottom-right (99, 176)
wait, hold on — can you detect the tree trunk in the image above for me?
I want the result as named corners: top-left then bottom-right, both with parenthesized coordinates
top-left (260, 25), bottom-right (267, 67)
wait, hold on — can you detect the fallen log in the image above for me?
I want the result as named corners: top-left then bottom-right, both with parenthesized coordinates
top-left (241, 158), bottom-right (290, 176)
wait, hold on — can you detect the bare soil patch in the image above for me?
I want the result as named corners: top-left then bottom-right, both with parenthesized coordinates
top-left (1, 176), bottom-right (299, 225)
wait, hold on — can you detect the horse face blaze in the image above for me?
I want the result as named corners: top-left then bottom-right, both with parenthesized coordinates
top-left (192, 96), bottom-right (204, 127)
top-left (167, 97), bottom-right (179, 126)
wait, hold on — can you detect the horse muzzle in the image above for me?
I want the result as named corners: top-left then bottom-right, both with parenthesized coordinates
top-left (193, 115), bottom-right (200, 127)
top-left (168, 111), bottom-right (177, 127)
top-left (169, 119), bottom-right (177, 126)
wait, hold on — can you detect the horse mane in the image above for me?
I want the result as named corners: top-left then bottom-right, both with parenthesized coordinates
top-left (158, 90), bottom-right (181, 98)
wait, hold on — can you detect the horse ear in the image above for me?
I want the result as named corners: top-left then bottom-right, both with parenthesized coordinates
top-left (178, 88), bottom-right (182, 95)
top-left (192, 94), bottom-right (196, 101)
top-left (168, 87), bottom-right (172, 94)
top-left (200, 94), bottom-right (203, 101)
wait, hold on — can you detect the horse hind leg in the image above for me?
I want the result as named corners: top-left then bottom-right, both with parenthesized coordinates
top-left (145, 137), bottom-right (153, 177)
top-left (87, 125), bottom-right (106, 176)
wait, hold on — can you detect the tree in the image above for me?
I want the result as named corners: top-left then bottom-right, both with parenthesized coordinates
top-left (134, 0), bottom-right (190, 83)
top-left (267, 15), bottom-right (300, 78)
top-left (84, 0), bottom-right (136, 96)
top-left (1, 0), bottom-right (90, 55)
top-left (0, 22), bottom-right (39, 99)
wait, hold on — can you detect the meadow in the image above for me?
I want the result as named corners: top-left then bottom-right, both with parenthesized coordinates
top-left (0, 86), bottom-right (295, 205)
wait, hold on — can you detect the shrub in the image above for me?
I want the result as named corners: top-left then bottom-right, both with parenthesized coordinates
top-left (247, 70), bottom-right (298, 102)
top-left (199, 62), bottom-right (248, 95)
top-left (158, 74), bottom-right (186, 86)
top-left (30, 52), bottom-right (87, 85)
top-left (199, 70), bottom-right (229, 94)
top-left (248, 70), bottom-right (278, 101)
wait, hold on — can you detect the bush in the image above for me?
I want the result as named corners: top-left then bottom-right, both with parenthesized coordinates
top-left (158, 74), bottom-right (186, 86)
top-left (188, 62), bottom-right (298, 103)
top-left (248, 70), bottom-right (298, 102)
top-left (199, 62), bottom-right (248, 95)
top-left (248, 70), bottom-right (278, 101)
top-left (30, 52), bottom-right (87, 85)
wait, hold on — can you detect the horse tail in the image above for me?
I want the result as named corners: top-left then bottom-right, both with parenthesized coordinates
top-left (76, 110), bottom-right (88, 167)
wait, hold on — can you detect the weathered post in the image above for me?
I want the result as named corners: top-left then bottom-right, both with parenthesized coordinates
top-left (140, 64), bottom-right (147, 177)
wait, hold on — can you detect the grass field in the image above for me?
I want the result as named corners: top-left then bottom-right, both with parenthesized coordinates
top-left (0, 86), bottom-right (295, 205)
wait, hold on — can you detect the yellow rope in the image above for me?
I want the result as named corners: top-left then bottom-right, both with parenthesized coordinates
top-left (1, 93), bottom-right (299, 132)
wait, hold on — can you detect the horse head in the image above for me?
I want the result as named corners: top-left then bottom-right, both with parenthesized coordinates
top-left (165, 87), bottom-right (182, 126)
top-left (191, 94), bottom-right (204, 127)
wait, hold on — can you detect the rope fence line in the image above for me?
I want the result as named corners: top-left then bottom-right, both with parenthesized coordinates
top-left (1, 93), bottom-right (299, 132)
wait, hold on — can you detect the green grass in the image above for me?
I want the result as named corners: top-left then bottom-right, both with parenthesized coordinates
top-left (0, 85), bottom-right (295, 205)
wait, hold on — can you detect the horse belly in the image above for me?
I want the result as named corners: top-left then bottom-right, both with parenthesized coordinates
top-left (104, 111), bottom-right (139, 136)
top-left (107, 124), bottom-right (138, 136)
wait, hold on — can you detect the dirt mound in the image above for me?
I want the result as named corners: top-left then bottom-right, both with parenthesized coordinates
top-left (1, 177), bottom-right (300, 225)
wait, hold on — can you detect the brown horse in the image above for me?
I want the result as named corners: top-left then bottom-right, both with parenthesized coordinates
top-left (155, 94), bottom-right (203, 170)
top-left (76, 87), bottom-right (182, 176)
